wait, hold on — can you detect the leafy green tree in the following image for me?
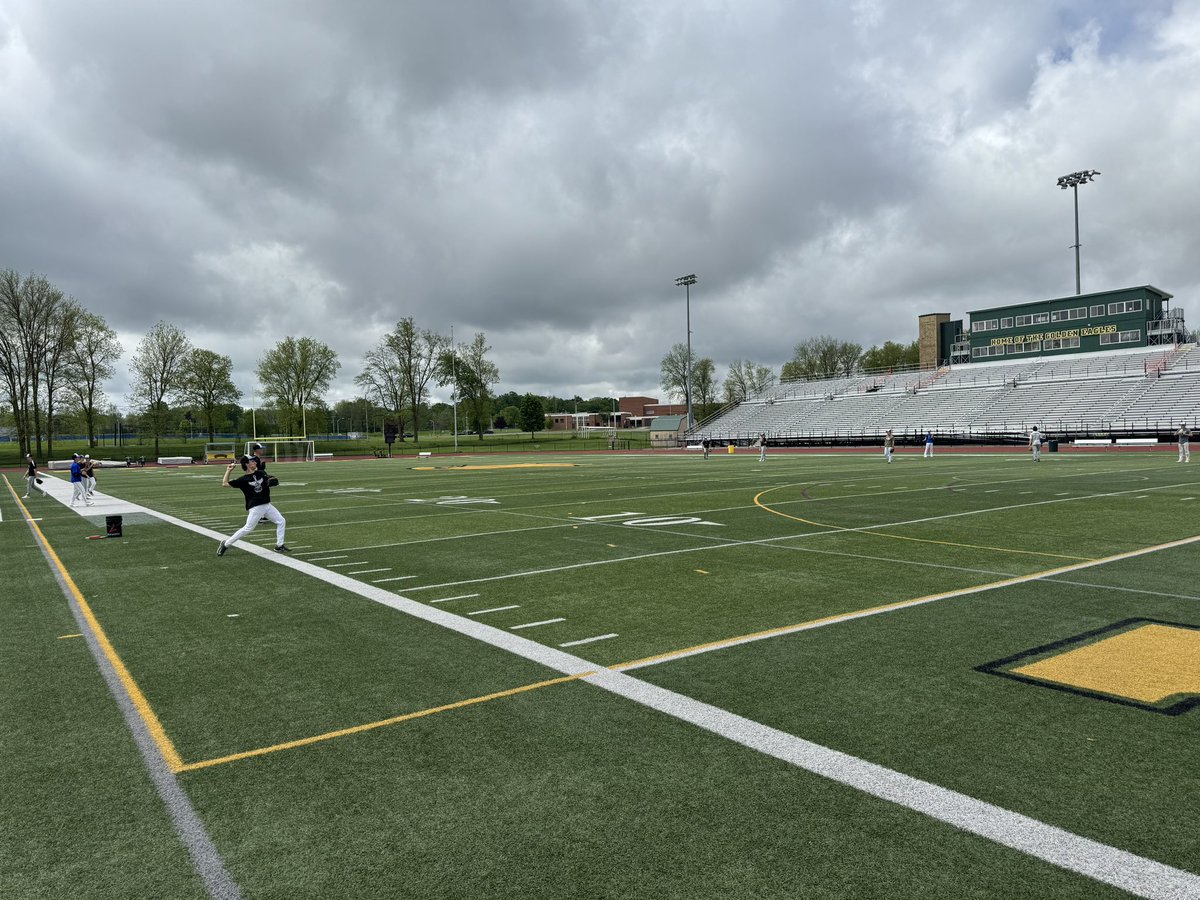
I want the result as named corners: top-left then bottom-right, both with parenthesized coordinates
top-left (179, 348), bottom-right (241, 441)
top-left (659, 342), bottom-right (701, 406)
top-left (860, 340), bottom-right (920, 371)
top-left (517, 393), bottom-right (546, 438)
top-left (692, 357), bottom-right (717, 418)
top-left (437, 332), bottom-right (498, 439)
top-left (256, 337), bottom-right (340, 436)
top-left (130, 321), bottom-right (193, 457)
top-left (497, 405), bottom-right (521, 429)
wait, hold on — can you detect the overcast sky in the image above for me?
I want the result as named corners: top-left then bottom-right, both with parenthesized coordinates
top-left (2, 0), bottom-right (1197, 409)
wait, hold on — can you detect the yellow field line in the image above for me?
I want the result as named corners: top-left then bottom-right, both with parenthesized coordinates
top-left (176, 672), bottom-right (591, 773)
top-left (8, 483), bottom-right (185, 771)
top-left (612, 531), bottom-right (1200, 672)
top-left (753, 485), bottom-right (1095, 561)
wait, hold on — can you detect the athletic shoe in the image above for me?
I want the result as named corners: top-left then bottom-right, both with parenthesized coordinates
top-left (217, 542), bottom-right (227, 557)
top-left (274, 544), bottom-right (291, 553)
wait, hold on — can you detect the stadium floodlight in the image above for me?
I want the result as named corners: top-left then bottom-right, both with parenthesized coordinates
top-left (675, 274), bottom-right (698, 429)
top-left (1056, 169), bottom-right (1100, 295)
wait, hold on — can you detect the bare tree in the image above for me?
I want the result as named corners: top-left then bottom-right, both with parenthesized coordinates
top-left (256, 336), bottom-right (340, 436)
top-left (130, 322), bottom-right (193, 457)
top-left (65, 310), bottom-right (122, 448)
top-left (723, 359), bottom-right (776, 403)
top-left (355, 343), bottom-right (410, 437)
top-left (39, 299), bottom-right (83, 457)
top-left (0, 270), bottom-right (76, 457)
top-left (781, 336), bottom-right (862, 381)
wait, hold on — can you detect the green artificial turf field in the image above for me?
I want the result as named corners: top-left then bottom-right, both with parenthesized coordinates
top-left (3, 448), bottom-right (1198, 899)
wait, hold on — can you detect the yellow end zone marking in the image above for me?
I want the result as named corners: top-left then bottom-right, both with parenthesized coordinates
top-left (695, 569), bottom-right (710, 575)
top-left (177, 672), bottom-right (591, 773)
top-left (753, 485), bottom-right (1094, 562)
top-left (1013, 624), bottom-right (1200, 704)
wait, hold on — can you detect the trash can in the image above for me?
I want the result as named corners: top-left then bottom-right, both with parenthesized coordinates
top-left (728, 444), bottom-right (735, 454)
top-left (1047, 440), bottom-right (1058, 453)
top-left (105, 515), bottom-right (123, 537)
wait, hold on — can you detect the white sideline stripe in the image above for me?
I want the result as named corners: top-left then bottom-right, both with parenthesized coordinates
top-left (510, 618), bottom-right (566, 630)
top-left (348, 568), bottom-right (391, 575)
top-left (559, 633), bottom-right (619, 647)
top-left (85, 483), bottom-right (1200, 899)
top-left (468, 604), bottom-right (519, 615)
top-left (372, 575), bottom-right (417, 583)
top-left (430, 593), bottom-right (480, 604)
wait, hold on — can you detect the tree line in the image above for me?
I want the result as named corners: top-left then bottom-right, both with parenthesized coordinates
top-left (659, 335), bottom-right (920, 419)
top-left (0, 269), bottom-right (509, 457)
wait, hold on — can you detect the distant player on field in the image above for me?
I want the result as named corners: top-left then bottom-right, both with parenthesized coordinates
top-left (1029, 426), bottom-right (1043, 462)
top-left (217, 455), bottom-right (289, 556)
top-left (883, 429), bottom-right (895, 463)
top-left (1177, 424), bottom-right (1191, 463)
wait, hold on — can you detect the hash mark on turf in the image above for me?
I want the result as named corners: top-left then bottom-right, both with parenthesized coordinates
top-left (349, 568), bottom-right (391, 575)
top-left (327, 561), bottom-right (370, 568)
top-left (511, 618), bottom-right (566, 630)
top-left (373, 575), bottom-right (417, 583)
top-left (469, 604), bottom-right (519, 615)
top-left (307, 555), bottom-right (348, 561)
top-left (559, 633), bottom-right (618, 647)
top-left (430, 593), bottom-right (480, 604)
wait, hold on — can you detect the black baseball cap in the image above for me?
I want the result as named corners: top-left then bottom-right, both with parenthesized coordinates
top-left (251, 442), bottom-right (264, 450)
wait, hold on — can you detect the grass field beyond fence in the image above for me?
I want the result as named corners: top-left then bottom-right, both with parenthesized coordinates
top-left (3, 448), bottom-right (1198, 899)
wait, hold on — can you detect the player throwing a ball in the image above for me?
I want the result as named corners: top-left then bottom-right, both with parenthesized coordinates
top-left (217, 455), bottom-right (290, 556)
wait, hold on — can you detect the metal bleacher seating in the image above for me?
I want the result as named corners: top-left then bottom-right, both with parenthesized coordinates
top-left (693, 344), bottom-right (1200, 442)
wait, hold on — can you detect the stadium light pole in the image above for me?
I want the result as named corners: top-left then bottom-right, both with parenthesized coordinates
top-left (675, 274), bottom-right (698, 428)
top-left (1056, 169), bottom-right (1100, 295)
top-left (450, 325), bottom-right (459, 452)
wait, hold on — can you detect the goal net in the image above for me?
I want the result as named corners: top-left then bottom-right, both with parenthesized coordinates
top-left (245, 439), bottom-right (316, 462)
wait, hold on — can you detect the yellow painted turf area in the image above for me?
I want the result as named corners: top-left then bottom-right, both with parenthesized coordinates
top-left (1014, 624), bottom-right (1200, 704)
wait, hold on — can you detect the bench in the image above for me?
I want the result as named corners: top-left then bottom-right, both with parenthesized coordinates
top-left (1114, 438), bottom-right (1158, 446)
top-left (1072, 439), bottom-right (1111, 447)
top-left (157, 456), bottom-right (192, 466)
top-left (314, 452), bottom-right (333, 460)
top-left (418, 451), bottom-right (432, 457)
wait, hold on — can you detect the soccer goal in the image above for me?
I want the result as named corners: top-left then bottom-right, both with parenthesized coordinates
top-left (204, 442), bottom-right (237, 463)
top-left (245, 439), bottom-right (316, 463)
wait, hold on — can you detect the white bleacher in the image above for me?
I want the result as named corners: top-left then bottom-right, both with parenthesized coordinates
top-left (694, 343), bottom-right (1200, 441)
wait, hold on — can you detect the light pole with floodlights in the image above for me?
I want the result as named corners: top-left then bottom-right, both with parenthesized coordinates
top-left (675, 274), bottom-right (697, 428)
top-left (1056, 169), bottom-right (1100, 295)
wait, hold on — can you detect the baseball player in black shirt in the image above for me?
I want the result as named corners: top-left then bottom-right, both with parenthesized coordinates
top-left (217, 455), bottom-right (290, 556)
